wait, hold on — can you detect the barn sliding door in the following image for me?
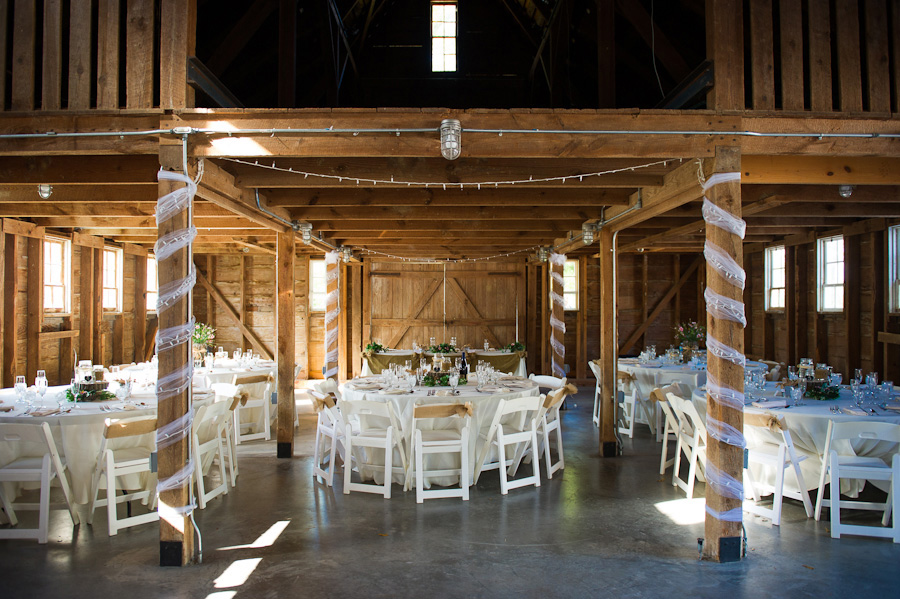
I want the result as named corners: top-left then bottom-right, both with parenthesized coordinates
top-left (366, 261), bottom-right (525, 351)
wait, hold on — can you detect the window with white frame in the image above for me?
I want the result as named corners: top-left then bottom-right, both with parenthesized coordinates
top-left (817, 235), bottom-right (844, 312)
top-left (146, 255), bottom-right (158, 311)
top-left (765, 245), bottom-right (786, 310)
top-left (563, 259), bottom-right (579, 310)
top-left (889, 224), bottom-right (900, 313)
top-left (102, 247), bottom-right (124, 312)
top-left (310, 259), bottom-right (327, 312)
top-left (43, 237), bottom-right (71, 313)
top-left (431, 2), bottom-right (457, 72)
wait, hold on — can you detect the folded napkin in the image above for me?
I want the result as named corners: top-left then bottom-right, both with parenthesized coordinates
top-left (841, 407), bottom-right (868, 416)
top-left (351, 383), bottom-right (382, 390)
top-left (479, 385), bottom-right (511, 394)
top-left (882, 405), bottom-right (900, 413)
top-left (499, 376), bottom-right (525, 382)
top-left (29, 408), bottom-right (61, 417)
top-left (435, 390), bottom-right (457, 397)
top-left (618, 358), bottom-right (639, 364)
top-left (379, 389), bottom-right (410, 395)
top-left (504, 381), bottom-right (532, 389)
top-left (751, 399), bottom-right (787, 409)
top-left (0, 405), bottom-right (13, 412)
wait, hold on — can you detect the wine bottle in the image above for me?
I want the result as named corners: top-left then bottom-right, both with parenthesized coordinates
top-left (459, 350), bottom-right (468, 377)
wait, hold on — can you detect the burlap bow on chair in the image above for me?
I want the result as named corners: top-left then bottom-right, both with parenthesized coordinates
top-left (544, 383), bottom-right (578, 408)
top-left (413, 402), bottom-right (473, 419)
top-left (310, 392), bottom-right (338, 412)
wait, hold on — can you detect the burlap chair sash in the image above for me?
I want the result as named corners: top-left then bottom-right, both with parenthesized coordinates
top-left (744, 412), bottom-right (784, 433)
top-left (544, 383), bottom-right (578, 408)
top-left (414, 402), bottom-right (473, 419)
top-left (105, 416), bottom-right (158, 439)
top-left (310, 392), bottom-right (338, 413)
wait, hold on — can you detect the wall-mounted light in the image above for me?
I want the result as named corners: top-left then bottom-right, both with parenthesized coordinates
top-left (440, 119), bottom-right (461, 160)
top-left (298, 222), bottom-right (312, 244)
top-left (341, 247), bottom-right (353, 263)
top-left (838, 184), bottom-right (854, 198)
top-left (582, 223), bottom-right (598, 245)
top-left (37, 184), bottom-right (53, 199)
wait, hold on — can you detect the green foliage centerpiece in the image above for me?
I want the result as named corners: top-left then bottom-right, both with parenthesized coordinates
top-left (504, 341), bottom-right (525, 352)
top-left (422, 372), bottom-right (467, 387)
top-left (427, 342), bottom-right (456, 353)
top-left (365, 341), bottom-right (385, 353)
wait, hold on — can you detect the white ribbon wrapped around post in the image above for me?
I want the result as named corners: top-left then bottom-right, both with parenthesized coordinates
top-left (324, 250), bottom-right (341, 379)
top-left (154, 169), bottom-right (200, 511)
top-left (701, 171), bottom-right (747, 523)
top-left (548, 252), bottom-right (567, 378)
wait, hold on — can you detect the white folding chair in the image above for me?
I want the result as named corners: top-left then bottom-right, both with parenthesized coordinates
top-left (340, 399), bottom-right (408, 499)
top-left (87, 416), bottom-right (158, 536)
top-left (535, 383), bottom-right (577, 479)
top-left (649, 383), bottom-right (687, 476)
top-left (210, 382), bottom-right (241, 487)
top-left (743, 413), bottom-right (813, 526)
top-left (193, 400), bottom-right (232, 509)
top-left (309, 391), bottom-right (343, 487)
top-left (473, 395), bottom-right (542, 494)
top-left (409, 403), bottom-right (473, 503)
top-left (231, 373), bottom-right (274, 444)
top-left (667, 392), bottom-right (707, 499)
top-left (0, 422), bottom-right (79, 543)
top-left (588, 360), bottom-right (602, 427)
top-left (313, 378), bottom-right (343, 400)
top-left (814, 420), bottom-right (899, 542)
top-left (617, 371), bottom-right (656, 438)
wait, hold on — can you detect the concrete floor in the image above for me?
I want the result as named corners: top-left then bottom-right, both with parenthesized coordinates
top-left (2, 392), bottom-right (899, 598)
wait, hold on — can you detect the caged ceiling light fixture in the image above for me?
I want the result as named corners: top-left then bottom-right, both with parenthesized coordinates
top-left (838, 184), bottom-right (854, 198)
top-left (440, 119), bottom-right (461, 160)
top-left (37, 184), bottom-right (53, 199)
top-left (582, 223), bottom-right (598, 245)
top-left (298, 222), bottom-right (313, 244)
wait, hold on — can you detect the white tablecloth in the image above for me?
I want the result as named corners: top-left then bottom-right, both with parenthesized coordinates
top-left (692, 382), bottom-right (900, 494)
top-left (340, 377), bottom-right (540, 487)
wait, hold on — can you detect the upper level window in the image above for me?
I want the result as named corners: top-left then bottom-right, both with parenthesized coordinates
top-left (563, 259), bottom-right (579, 310)
top-left (102, 247), bottom-right (124, 312)
top-left (146, 255), bottom-right (158, 311)
top-left (889, 225), bottom-right (900, 313)
top-left (431, 2), bottom-right (457, 72)
top-left (817, 235), bottom-right (844, 312)
top-left (310, 259), bottom-right (327, 312)
top-left (765, 245), bottom-right (786, 310)
top-left (43, 237), bottom-right (71, 313)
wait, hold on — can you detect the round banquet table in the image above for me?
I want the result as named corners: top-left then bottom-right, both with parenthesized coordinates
top-left (692, 382), bottom-right (900, 495)
top-left (618, 358), bottom-right (767, 399)
top-left (0, 381), bottom-right (224, 508)
top-left (340, 376), bottom-right (541, 487)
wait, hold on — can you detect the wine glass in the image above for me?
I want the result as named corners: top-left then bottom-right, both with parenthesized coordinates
top-left (789, 386), bottom-right (803, 407)
top-left (484, 339), bottom-right (489, 351)
top-left (449, 370), bottom-right (460, 393)
top-left (35, 370), bottom-right (48, 403)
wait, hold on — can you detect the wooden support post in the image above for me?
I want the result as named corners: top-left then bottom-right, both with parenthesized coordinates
top-left (160, 0), bottom-right (196, 109)
top-left (640, 254), bottom-right (648, 350)
top-left (92, 249), bottom-right (102, 364)
top-left (126, 0), bottom-right (155, 109)
top-left (361, 257), bottom-right (371, 346)
top-left (871, 231), bottom-right (885, 376)
top-left (79, 246), bottom-right (95, 362)
top-left (3, 233), bottom-right (18, 386)
top-left (351, 265), bottom-right (362, 378)
top-left (275, 231), bottom-right (295, 458)
top-left (577, 256), bottom-right (587, 379)
top-left (240, 254), bottom-right (247, 352)
top-left (324, 254), bottom-right (339, 380)
top-left (156, 169), bottom-right (195, 567)
top-left (134, 254), bottom-right (147, 362)
top-left (702, 146), bottom-right (743, 563)
top-left (540, 262), bottom-right (549, 375)
top-left (550, 255), bottom-right (565, 378)
top-left (598, 227), bottom-right (618, 457)
top-left (796, 246), bottom-right (809, 360)
top-left (26, 237), bottom-right (42, 381)
top-left (785, 245), bottom-right (796, 365)
top-left (68, 0), bottom-right (92, 110)
top-left (846, 235), bottom-right (861, 373)
top-left (706, 0), bottom-right (744, 111)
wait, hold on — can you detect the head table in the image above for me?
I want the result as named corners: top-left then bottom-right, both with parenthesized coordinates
top-left (362, 349), bottom-right (527, 378)
top-left (0, 360), bottom-right (275, 508)
top-left (341, 375), bottom-right (541, 488)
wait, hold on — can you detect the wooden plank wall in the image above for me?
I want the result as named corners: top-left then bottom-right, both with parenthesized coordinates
top-left (745, 225), bottom-right (899, 383)
top-left (0, 0), bottom-right (188, 111)
top-left (744, 0), bottom-right (900, 113)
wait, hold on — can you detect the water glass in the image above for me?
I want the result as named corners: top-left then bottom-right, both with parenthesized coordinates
top-left (450, 336), bottom-right (457, 347)
top-left (484, 339), bottom-right (490, 351)
top-left (14, 375), bottom-right (27, 397)
top-left (404, 360), bottom-right (413, 372)
top-left (854, 368), bottom-right (863, 382)
top-left (35, 370), bottom-right (48, 399)
top-left (449, 371), bottom-right (460, 392)
top-left (787, 366), bottom-right (798, 381)
top-left (829, 372), bottom-right (842, 388)
top-left (789, 386), bottom-right (802, 406)
top-left (866, 372), bottom-right (878, 388)
top-left (429, 337), bottom-right (436, 347)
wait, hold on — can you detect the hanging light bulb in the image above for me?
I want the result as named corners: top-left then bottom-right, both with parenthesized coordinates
top-left (298, 222), bottom-right (312, 245)
top-left (440, 119), bottom-right (461, 160)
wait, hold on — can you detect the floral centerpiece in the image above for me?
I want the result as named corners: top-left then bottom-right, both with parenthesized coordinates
top-left (193, 322), bottom-right (216, 348)
top-left (422, 371), bottom-right (467, 387)
top-left (365, 341), bottom-right (385, 354)
top-left (427, 342), bottom-right (456, 353)
top-left (674, 321), bottom-right (705, 348)
top-left (504, 341), bottom-right (525, 352)
top-left (66, 387), bottom-right (115, 402)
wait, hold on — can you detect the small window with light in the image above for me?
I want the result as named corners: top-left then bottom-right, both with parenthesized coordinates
top-left (563, 259), bottom-right (579, 310)
top-left (43, 236), bottom-right (71, 313)
top-left (310, 259), bottom-right (327, 312)
top-left (431, 2), bottom-right (457, 72)
top-left (889, 224), bottom-right (900, 313)
top-left (765, 245), bottom-right (786, 311)
top-left (817, 235), bottom-right (844, 312)
top-left (102, 247), bottom-right (124, 312)
top-left (146, 255), bottom-right (159, 311)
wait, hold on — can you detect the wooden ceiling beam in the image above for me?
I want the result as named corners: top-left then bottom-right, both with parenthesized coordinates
top-left (0, 184), bottom-right (157, 202)
top-left (0, 155), bottom-right (159, 184)
top-left (32, 216), bottom-right (272, 229)
top-left (741, 156), bottom-right (900, 184)
top-left (231, 157), bottom-right (667, 188)
top-left (309, 219), bottom-right (585, 232)
top-left (0, 112), bottom-right (161, 155)
top-left (751, 202), bottom-right (900, 218)
top-left (0, 203), bottom-right (233, 217)
top-left (195, 158), bottom-right (293, 233)
top-left (266, 187), bottom-right (631, 207)
top-left (743, 184), bottom-right (900, 202)
top-left (290, 206), bottom-right (603, 220)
